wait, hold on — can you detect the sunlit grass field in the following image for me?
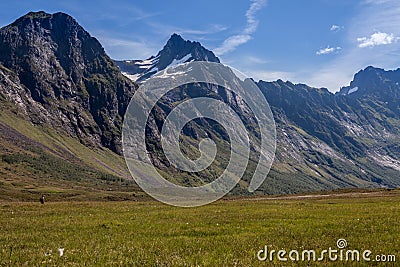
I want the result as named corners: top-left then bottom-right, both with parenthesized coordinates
top-left (0, 190), bottom-right (399, 266)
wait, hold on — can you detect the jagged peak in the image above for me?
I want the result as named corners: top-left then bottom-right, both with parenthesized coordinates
top-left (353, 66), bottom-right (390, 82)
top-left (155, 33), bottom-right (219, 69)
top-left (115, 33), bottom-right (220, 82)
top-left (338, 65), bottom-right (400, 96)
top-left (164, 33), bottom-right (203, 49)
top-left (160, 33), bottom-right (201, 55)
top-left (167, 33), bottom-right (185, 44)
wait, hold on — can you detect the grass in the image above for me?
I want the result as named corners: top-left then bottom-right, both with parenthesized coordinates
top-left (0, 190), bottom-right (399, 266)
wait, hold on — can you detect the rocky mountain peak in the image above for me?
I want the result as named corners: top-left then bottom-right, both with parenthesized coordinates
top-left (164, 33), bottom-right (185, 47)
top-left (156, 33), bottom-right (220, 69)
top-left (339, 66), bottom-right (400, 98)
top-left (115, 33), bottom-right (220, 82)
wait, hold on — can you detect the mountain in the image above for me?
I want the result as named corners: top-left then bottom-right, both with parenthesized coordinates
top-left (256, 71), bottom-right (400, 193)
top-left (0, 11), bottom-right (137, 154)
top-left (0, 12), bottom-right (398, 201)
top-left (339, 66), bottom-right (400, 110)
top-left (115, 33), bottom-right (220, 82)
top-left (0, 11), bottom-right (140, 200)
top-left (120, 35), bottom-right (400, 193)
top-left (117, 35), bottom-right (400, 194)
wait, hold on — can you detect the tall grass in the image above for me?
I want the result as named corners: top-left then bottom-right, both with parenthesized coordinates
top-left (0, 192), bottom-right (398, 266)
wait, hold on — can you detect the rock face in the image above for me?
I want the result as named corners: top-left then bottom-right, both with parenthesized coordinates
top-left (0, 11), bottom-right (137, 153)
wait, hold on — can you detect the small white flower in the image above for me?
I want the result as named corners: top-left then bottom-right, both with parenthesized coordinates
top-left (58, 248), bottom-right (64, 257)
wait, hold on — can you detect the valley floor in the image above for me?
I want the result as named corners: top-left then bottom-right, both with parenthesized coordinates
top-left (0, 190), bottom-right (399, 266)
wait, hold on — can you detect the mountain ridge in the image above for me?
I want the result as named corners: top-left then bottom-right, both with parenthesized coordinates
top-left (0, 11), bottom-right (399, 200)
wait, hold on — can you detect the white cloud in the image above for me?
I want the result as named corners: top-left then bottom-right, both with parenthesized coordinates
top-left (245, 56), bottom-right (269, 64)
top-left (214, 0), bottom-right (267, 55)
top-left (357, 32), bottom-right (400, 48)
top-left (244, 0), bottom-right (267, 34)
top-left (330, 25), bottom-right (342, 32)
top-left (246, 70), bottom-right (296, 82)
top-left (98, 36), bottom-right (157, 60)
top-left (146, 21), bottom-right (228, 38)
top-left (362, 0), bottom-right (391, 4)
top-left (214, 35), bottom-right (252, 55)
top-left (316, 46), bottom-right (342, 55)
top-left (211, 24), bottom-right (229, 32)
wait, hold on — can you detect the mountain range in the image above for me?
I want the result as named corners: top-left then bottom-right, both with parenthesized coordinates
top-left (0, 11), bottom-right (399, 200)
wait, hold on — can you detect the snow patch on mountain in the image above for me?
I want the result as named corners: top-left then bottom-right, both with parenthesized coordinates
top-left (166, 53), bottom-right (193, 69)
top-left (137, 56), bottom-right (159, 66)
top-left (348, 86), bottom-right (359, 94)
top-left (121, 72), bottom-right (141, 82)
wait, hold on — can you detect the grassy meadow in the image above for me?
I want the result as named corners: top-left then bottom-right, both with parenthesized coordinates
top-left (0, 190), bottom-right (399, 266)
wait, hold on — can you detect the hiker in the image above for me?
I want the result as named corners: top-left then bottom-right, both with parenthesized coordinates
top-left (40, 194), bottom-right (45, 204)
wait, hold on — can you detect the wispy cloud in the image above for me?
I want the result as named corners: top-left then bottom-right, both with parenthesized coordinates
top-left (245, 55), bottom-right (269, 64)
top-left (245, 70), bottom-right (297, 82)
top-left (97, 36), bottom-right (157, 60)
top-left (146, 21), bottom-right (228, 38)
top-left (330, 24), bottom-right (343, 32)
top-left (214, 0), bottom-right (267, 55)
top-left (70, 4), bottom-right (163, 27)
top-left (244, 0), bottom-right (267, 34)
top-left (362, 0), bottom-right (391, 4)
top-left (357, 32), bottom-right (400, 48)
top-left (316, 46), bottom-right (342, 55)
top-left (215, 35), bottom-right (252, 55)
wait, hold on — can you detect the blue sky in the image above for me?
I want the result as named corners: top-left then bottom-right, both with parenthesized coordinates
top-left (1, 0), bottom-right (400, 92)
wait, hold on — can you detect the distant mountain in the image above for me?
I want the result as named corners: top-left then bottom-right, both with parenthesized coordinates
top-left (115, 33), bottom-right (220, 82)
top-left (339, 67), bottom-right (400, 108)
top-left (257, 76), bottom-right (400, 193)
top-left (0, 12), bottom-right (398, 200)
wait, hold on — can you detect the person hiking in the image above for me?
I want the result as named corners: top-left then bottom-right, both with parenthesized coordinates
top-left (40, 194), bottom-right (45, 204)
